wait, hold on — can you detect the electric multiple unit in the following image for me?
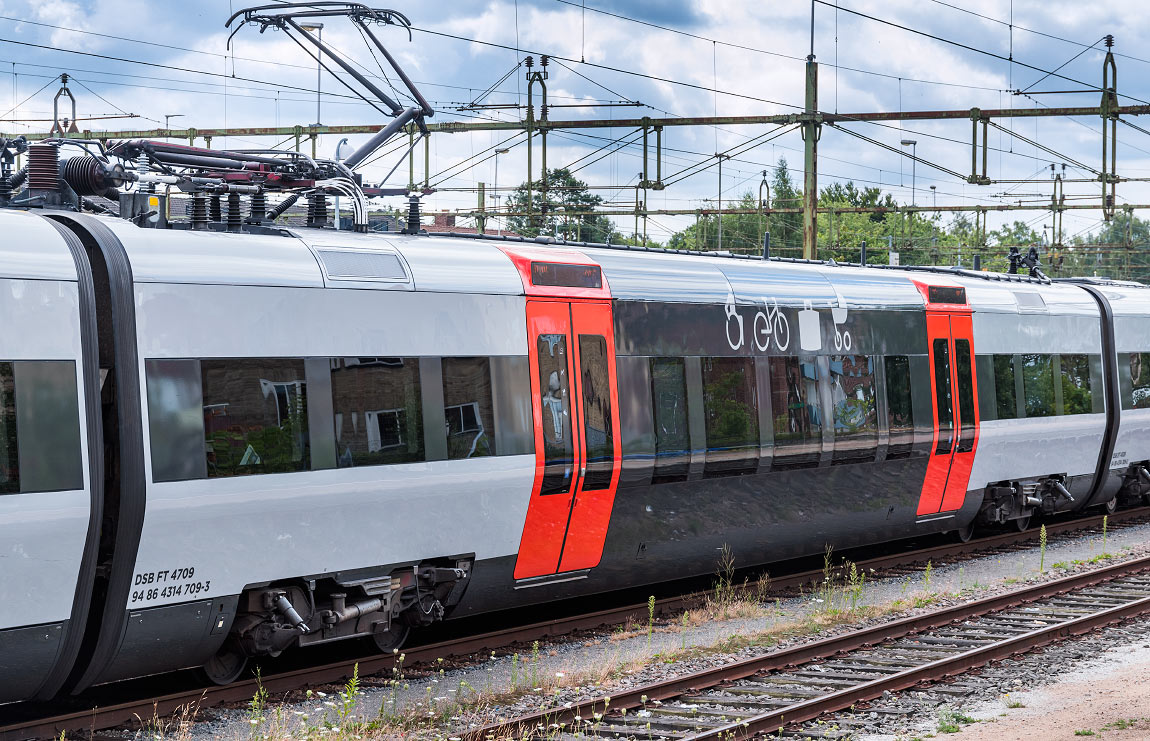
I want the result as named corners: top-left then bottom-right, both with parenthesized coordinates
top-left (3, 207), bottom-right (1149, 700)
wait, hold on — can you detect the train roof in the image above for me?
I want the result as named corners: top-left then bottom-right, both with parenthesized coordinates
top-left (0, 210), bottom-right (82, 282)
top-left (6, 210), bottom-right (1147, 318)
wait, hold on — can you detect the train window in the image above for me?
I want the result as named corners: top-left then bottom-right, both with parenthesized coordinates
top-left (0, 362), bottom-right (87, 494)
top-left (701, 357), bottom-right (759, 477)
top-left (932, 339), bottom-right (954, 454)
top-left (1021, 354), bottom-right (1056, 418)
top-left (201, 358), bottom-right (310, 477)
top-left (955, 340), bottom-right (976, 453)
top-left (579, 336), bottom-right (615, 489)
top-left (442, 357), bottom-right (496, 459)
top-left (884, 356), bottom-right (914, 459)
top-left (649, 357), bottom-right (690, 483)
top-left (537, 334), bottom-right (574, 495)
top-left (0, 363), bottom-right (16, 494)
top-left (768, 356), bottom-right (822, 469)
top-left (0, 361), bottom-right (85, 494)
top-left (146, 359), bottom-right (208, 482)
top-left (1128, 352), bottom-right (1150, 410)
top-left (1060, 354), bottom-right (1093, 415)
top-left (330, 357), bottom-right (424, 467)
top-left (993, 355), bottom-right (1018, 420)
top-left (829, 355), bottom-right (878, 465)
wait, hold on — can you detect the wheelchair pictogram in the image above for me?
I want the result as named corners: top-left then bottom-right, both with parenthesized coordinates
top-left (832, 306), bottom-right (852, 351)
top-left (725, 289), bottom-right (744, 350)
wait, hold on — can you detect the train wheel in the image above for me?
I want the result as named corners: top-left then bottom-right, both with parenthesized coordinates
top-left (371, 624), bottom-right (410, 654)
top-left (1014, 515), bottom-right (1031, 532)
top-left (195, 638), bottom-right (248, 686)
top-left (955, 520), bottom-right (975, 543)
top-left (1102, 496), bottom-right (1119, 515)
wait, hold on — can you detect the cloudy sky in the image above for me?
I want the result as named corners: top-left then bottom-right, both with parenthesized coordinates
top-left (2, 0), bottom-right (1149, 243)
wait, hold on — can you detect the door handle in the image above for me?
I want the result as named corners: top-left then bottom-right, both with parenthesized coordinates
top-left (580, 467), bottom-right (586, 477)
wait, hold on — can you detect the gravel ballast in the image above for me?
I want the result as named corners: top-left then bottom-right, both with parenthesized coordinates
top-left (152, 518), bottom-right (1150, 739)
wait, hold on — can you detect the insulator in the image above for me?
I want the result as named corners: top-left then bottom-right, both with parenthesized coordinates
top-left (7, 166), bottom-right (27, 191)
top-left (267, 192), bottom-right (301, 221)
top-left (405, 195), bottom-right (421, 234)
top-left (27, 144), bottom-right (60, 191)
top-left (226, 193), bottom-right (243, 231)
top-left (248, 191), bottom-right (267, 222)
top-left (190, 193), bottom-right (208, 230)
top-left (209, 194), bottom-right (222, 222)
top-left (60, 157), bottom-right (122, 197)
top-left (307, 192), bottom-right (328, 228)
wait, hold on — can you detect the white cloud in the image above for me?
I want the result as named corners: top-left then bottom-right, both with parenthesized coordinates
top-left (3, 0), bottom-right (1146, 235)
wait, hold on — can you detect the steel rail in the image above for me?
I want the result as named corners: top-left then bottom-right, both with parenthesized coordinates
top-left (464, 550), bottom-right (1150, 740)
top-left (3, 506), bottom-right (1146, 740)
top-left (696, 593), bottom-right (1150, 739)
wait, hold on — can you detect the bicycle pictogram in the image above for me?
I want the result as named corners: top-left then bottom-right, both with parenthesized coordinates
top-left (753, 297), bottom-right (791, 352)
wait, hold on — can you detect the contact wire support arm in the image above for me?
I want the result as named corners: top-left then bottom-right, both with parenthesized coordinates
top-left (225, 3), bottom-right (435, 171)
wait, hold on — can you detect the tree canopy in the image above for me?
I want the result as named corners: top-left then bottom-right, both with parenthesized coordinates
top-left (505, 167), bottom-right (620, 243)
top-left (497, 159), bottom-right (1150, 281)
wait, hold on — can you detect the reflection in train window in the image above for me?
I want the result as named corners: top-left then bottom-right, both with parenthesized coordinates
top-left (649, 357), bottom-right (690, 483)
top-left (10, 361), bottom-right (84, 492)
top-left (1127, 352), bottom-right (1150, 410)
top-left (1021, 354), bottom-right (1056, 418)
top-left (330, 357), bottom-right (424, 467)
top-left (0, 363), bottom-right (16, 494)
top-left (701, 357), bottom-right (759, 477)
top-left (537, 334), bottom-right (573, 494)
top-left (955, 340), bottom-right (976, 453)
top-left (993, 354), bottom-right (1019, 420)
top-left (201, 358), bottom-right (310, 477)
top-left (442, 357), bottom-right (496, 459)
top-left (768, 356), bottom-right (822, 469)
top-left (579, 335), bottom-right (615, 489)
top-left (884, 355), bottom-right (914, 459)
top-left (829, 355), bottom-right (877, 464)
top-left (1060, 354), bottom-right (1093, 415)
top-left (932, 340), bottom-right (954, 454)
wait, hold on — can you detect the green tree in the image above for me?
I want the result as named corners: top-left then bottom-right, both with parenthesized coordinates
top-left (665, 157), bottom-right (802, 255)
top-left (988, 219), bottom-right (1042, 247)
top-left (505, 167), bottom-right (620, 242)
top-left (667, 192), bottom-right (768, 254)
top-left (769, 156), bottom-right (803, 254)
top-left (820, 181), bottom-right (896, 222)
top-left (1073, 209), bottom-right (1150, 281)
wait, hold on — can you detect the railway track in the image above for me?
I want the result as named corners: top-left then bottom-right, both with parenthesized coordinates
top-left (465, 553), bottom-right (1150, 740)
top-left (3, 505), bottom-right (1147, 740)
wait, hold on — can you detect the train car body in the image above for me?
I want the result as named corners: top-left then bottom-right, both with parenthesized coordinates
top-left (2, 207), bottom-right (1148, 701)
top-left (0, 212), bottom-right (100, 703)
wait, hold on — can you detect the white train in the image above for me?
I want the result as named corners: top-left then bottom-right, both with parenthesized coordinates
top-left (2, 172), bottom-right (1149, 703)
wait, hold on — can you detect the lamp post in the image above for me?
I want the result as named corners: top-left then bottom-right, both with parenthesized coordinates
top-left (901, 139), bottom-right (917, 248)
top-left (333, 138), bottom-right (350, 230)
top-left (493, 148), bottom-right (510, 235)
top-left (164, 113), bottom-right (184, 141)
top-left (299, 23), bottom-right (325, 126)
top-left (900, 139), bottom-right (918, 206)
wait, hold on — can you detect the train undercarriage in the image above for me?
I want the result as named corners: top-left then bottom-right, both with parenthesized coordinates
top-left (200, 558), bottom-right (472, 684)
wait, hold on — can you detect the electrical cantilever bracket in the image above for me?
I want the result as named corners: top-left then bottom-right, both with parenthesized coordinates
top-left (225, 2), bottom-right (435, 171)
